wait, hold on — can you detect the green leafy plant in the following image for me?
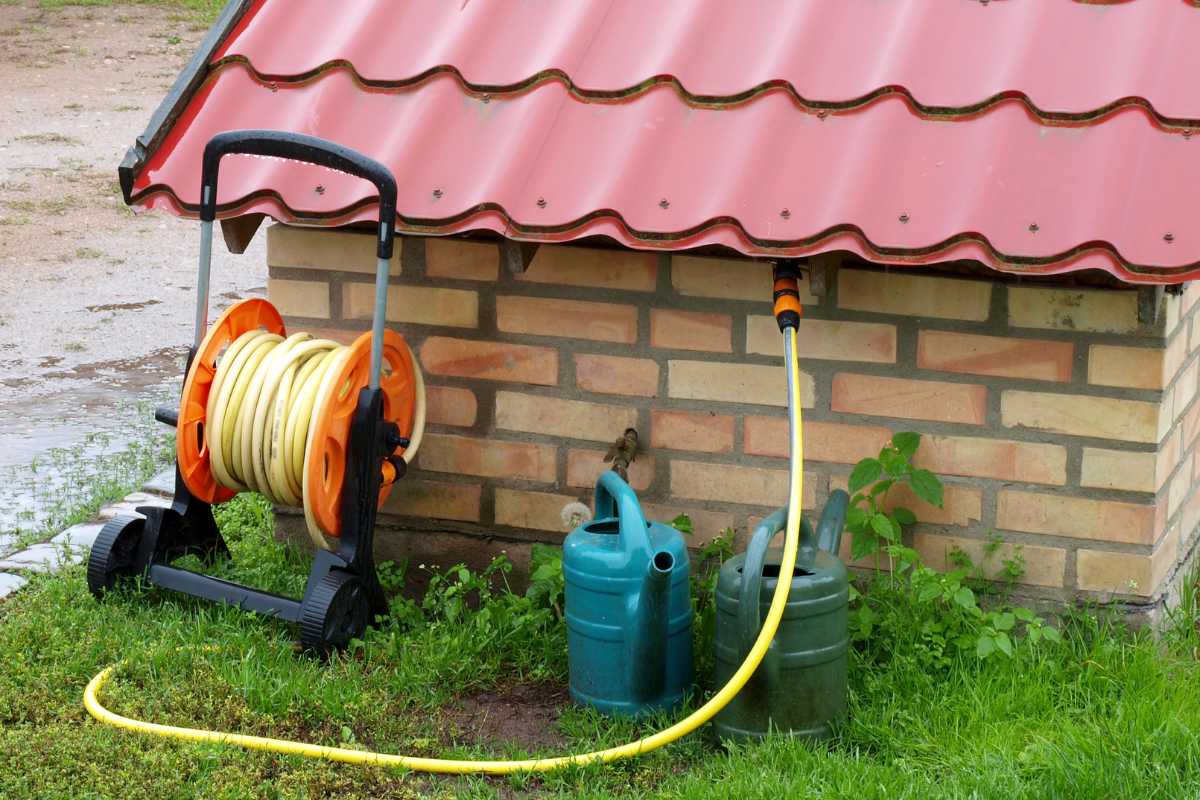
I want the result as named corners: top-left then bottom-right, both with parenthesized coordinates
top-left (677, 518), bottom-right (737, 686)
top-left (846, 433), bottom-right (1059, 667)
top-left (526, 543), bottom-right (565, 620)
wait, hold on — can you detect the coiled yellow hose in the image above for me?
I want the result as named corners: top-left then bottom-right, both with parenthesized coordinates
top-left (84, 326), bottom-right (805, 774)
top-left (202, 329), bottom-right (425, 550)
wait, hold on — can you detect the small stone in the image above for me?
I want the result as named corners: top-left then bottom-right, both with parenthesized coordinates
top-left (0, 573), bottom-right (27, 599)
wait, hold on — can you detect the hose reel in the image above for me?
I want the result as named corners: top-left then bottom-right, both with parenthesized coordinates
top-left (176, 297), bottom-right (425, 550)
top-left (88, 129), bottom-right (419, 653)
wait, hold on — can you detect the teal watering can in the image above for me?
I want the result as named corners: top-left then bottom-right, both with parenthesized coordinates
top-left (563, 471), bottom-right (692, 716)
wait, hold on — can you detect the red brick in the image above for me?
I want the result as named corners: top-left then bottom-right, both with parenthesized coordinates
top-left (671, 460), bottom-right (816, 509)
top-left (918, 331), bottom-right (1073, 382)
top-left (420, 337), bottom-right (558, 385)
top-left (417, 433), bottom-right (556, 483)
top-left (519, 246), bottom-right (657, 292)
top-left (639, 503), bottom-right (736, 547)
top-left (497, 296), bottom-right (637, 343)
top-left (566, 449), bottom-right (655, 491)
top-left (423, 386), bottom-right (477, 427)
top-left (575, 354), bottom-right (659, 398)
top-left (650, 309), bottom-right (731, 352)
top-left (425, 238), bottom-right (498, 281)
top-left (996, 490), bottom-right (1156, 545)
top-left (913, 534), bottom-right (1065, 588)
top-left (652, 409), bottom-right (735, 454)
top-left (914, 435), bottom-right (1067, 485)
top-left (744, 417), bottom-right (890, 464)
top-left (832, 374), bottom-right (987, 425)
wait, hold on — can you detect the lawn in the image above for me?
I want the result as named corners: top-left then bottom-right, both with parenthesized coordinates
top-left (0, 494), bottom-right (1198, 799)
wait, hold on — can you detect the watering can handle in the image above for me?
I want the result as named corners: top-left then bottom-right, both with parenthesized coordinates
top-left (593, 471), bottom-right (653, 556)
top-left (737, 508), bottom-right (816, 658)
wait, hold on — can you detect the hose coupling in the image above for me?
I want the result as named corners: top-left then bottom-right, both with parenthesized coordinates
top-left (772, 262), bottom-right (804, 331)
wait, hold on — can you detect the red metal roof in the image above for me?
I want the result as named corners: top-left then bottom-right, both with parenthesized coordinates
top-left (124, 0), bottom-right (1200, 283)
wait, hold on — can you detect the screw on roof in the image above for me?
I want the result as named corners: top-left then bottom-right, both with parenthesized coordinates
top-left (780, 209), bottom-right (791, 219)
top-left (314, 185), bottom-right (325, 195)
top-left (659, 198), bottom-right (670, 209)
top-left (1029, 223), bottom-right (1040, 233)
top-left (432, 188), bottom-right (443, 199)
top-left (898, 213), bottom-right (909, 224)
top-left (1184, 130), bottom-right (1193, 140)
top-left (1165, 232), bottom-right (1175, 243)
top-left (536, 197), bottom-right (547, 208)
top-left (816, 109), bottom-right (828, 120)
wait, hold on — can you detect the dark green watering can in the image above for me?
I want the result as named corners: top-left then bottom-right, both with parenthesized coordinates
top-left (713, 490), bottom-right (850, 741)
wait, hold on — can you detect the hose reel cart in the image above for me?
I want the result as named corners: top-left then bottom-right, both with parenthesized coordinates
top-left (86, 130), bottom-right (425, 652)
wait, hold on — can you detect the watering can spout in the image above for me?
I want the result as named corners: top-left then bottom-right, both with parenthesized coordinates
top-left (627, 549), bottom-right (673, 701)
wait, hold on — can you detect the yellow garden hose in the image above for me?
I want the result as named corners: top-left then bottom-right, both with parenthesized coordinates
top-left (84, 324), bottom-right (806, 775)
top-left (202, 329), bottom-right (425, 550)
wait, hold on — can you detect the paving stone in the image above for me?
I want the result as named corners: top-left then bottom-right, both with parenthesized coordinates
top-left (98, 494), bottom-right (171, 520)
top-left (143, 468), bottom-right (176, 498)
top-left (51, 522), bottom-right (105, 550)
top-left (0, 543), bottom-right (83, 572)
top-left (0, 573), bottom-right (27, 599)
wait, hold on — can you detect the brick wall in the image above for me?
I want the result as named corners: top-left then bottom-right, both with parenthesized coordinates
top-left (266, 223), bottom-right (1200, 608)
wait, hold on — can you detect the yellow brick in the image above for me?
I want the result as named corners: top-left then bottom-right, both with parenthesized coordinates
top-left (1001, 390), bottom-right (1161, 444)
top-left (1157, 428), bottom-right (1182, 491)
top-left (996, 490), bottom-right (1155, 545)
top-left (1174, 359), bottom-right (1199, 422)
top-left (1191, 316), bottom-right (1200, 354)
top-left (1008, 286), bottom-right (1139, 334)
top-left (1168, 461), bottom-right (1192, 520)
top-left (519, 246), bottom-right (657, 292)
top-left (830, 476), bottom-right (981, 527)
top-left (913, 534), bottom-right (1065, 589)
top-left (746, 316), bottom-right (896, 363)
top-left (833, 374), bottom-right (987, 425)
top-left (495, 392), bottom-right (638, 442)
top-left (425, 238), bottom-right (498, 281)
top-left (266, 224), bottom-right (400, 275)
top-left (380, 478), bottom-right (480, 522)
top-left (343, 282), bottom-right (477, 328)
top-left (1087, 345), bottom-right (1165, 390)
top-left (267, 278), bottom-right (330, 319)
top-left (1165, 331), bottom-right (1189, 383)
top-left (670, 460), bottom-right (815, 508)
top-left (1076, 550), bottom-right (1153, 597)
top-left (494, 488), bottom-right (580, 533)
top-left (838, 269), bottom-right (992, 321)
top-left (1080, 448), bottom-right (1157, 493)
top-left (639, 503), bottom-right (736, 547)
top-left (671, 256), bottom-right (817, 302)
top-left (667, 360), bottom-right (813, 408)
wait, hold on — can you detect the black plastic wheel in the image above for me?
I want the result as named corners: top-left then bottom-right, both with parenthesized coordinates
top-left (299, 571), bottom-right (370, 653)
top-left (86, 515), bottom-right (145, 598)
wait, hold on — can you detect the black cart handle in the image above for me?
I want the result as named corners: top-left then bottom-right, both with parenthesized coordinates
top-left (199, 129), bottom-right (398, 260)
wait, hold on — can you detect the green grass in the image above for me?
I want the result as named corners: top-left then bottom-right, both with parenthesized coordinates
top-left (0, 494), bottom-right (1198, 798)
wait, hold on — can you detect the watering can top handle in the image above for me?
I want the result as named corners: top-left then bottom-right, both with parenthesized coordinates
top-left (199, 130), bottom-right (398, 260)
top-left (593, 470), bottom-right (654, 556)
top-left (735, 491), bottom-right (850, 657)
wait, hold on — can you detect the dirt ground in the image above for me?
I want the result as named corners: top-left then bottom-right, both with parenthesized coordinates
top-left (0, 3), bottom-right (265, 490)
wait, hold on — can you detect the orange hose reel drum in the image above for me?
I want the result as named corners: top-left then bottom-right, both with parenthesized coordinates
top-left (178, 298), bottom-right (286, 504)
top-left (304, 328), bottom-right (417, 537)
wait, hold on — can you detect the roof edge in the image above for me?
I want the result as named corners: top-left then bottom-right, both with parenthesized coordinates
top-left (118, 0), bottom-right (256, 205)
